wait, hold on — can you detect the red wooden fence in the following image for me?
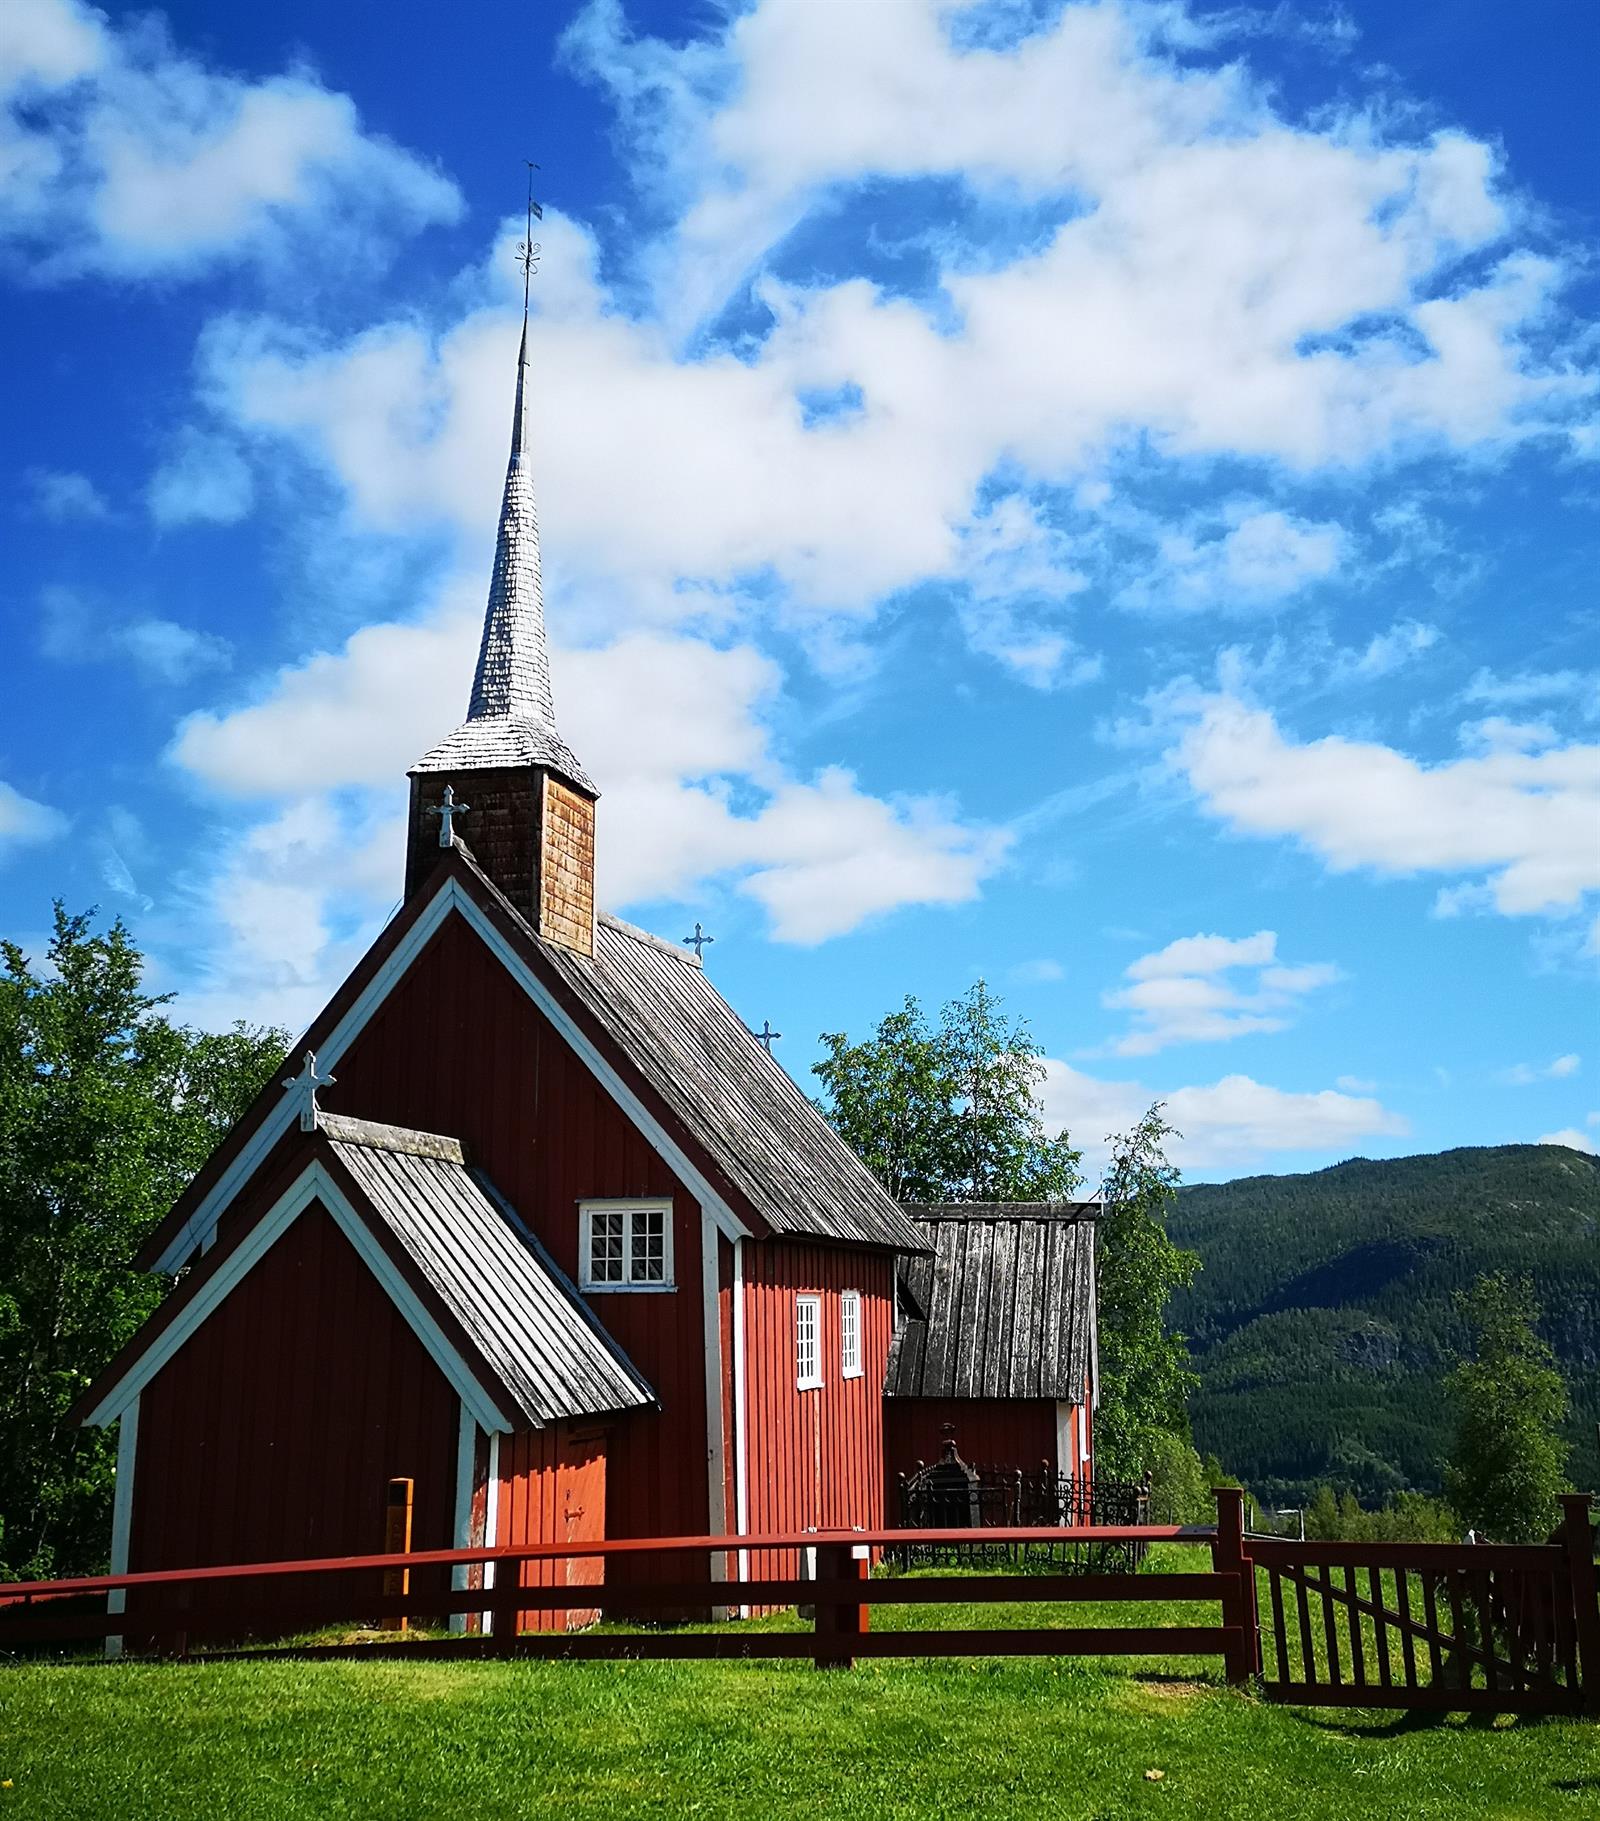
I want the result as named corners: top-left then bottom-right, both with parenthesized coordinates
top-left (2, 1493), bottom-right (1594, 1717)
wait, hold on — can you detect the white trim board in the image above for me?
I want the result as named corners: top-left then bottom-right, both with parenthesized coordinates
top-left (701, 1211), bottom-right (728, 1596)
top-left (153, 878), bottom-right (748, 1273)
top-left (449, 1402), bottom-right (478, 1635)
top-left (105, 1394), bottom-right (139, 1659)
top-left (85, 1161), bottom-right (510, 1435)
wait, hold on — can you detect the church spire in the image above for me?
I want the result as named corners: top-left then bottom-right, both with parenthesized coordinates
top-left (405, 169), bottom-right (599, 955)
top-left (410, 171), bottom-right (593, 795)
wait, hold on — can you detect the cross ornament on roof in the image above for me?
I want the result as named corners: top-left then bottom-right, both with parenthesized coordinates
top-left (282, 1050), bottom-right (336, 1133)
top-left (682, 922), bottom-right (715, 961)
top-left (748, 1020), bottom-right (782, 1054)
top-left (429, 784), bottom-right (471, 848)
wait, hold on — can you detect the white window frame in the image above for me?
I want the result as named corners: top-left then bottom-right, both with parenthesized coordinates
top-left (578, 1198), bottom-right (675, 1292)
top-left (795, 1293), bottom-right (823, 1391)
top-left (840, 1289), bottom-right (863, 1380)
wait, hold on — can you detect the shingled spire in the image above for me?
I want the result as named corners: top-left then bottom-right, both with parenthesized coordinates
top-left (406, 182), bottom-right (598, 954)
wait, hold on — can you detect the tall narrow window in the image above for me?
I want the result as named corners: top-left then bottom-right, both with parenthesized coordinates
top-left (840, 1290), bottom-right (863, 1379)
top-left (796, 1294), bottom-right (822, 1390)
top-left (579, 1201), bottom-right (674, 1290)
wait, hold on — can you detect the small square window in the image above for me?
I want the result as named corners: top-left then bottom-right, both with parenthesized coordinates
top-left (796, 1293), bottom-right (822, 1390)
top-left (840, 1290), bottom-right (863, 1379)
top-left (580, 1201), bottom-right (674, 1291)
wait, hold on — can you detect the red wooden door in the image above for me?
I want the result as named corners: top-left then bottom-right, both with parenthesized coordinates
top-left (558, 1428), bottom-right (606, 1629)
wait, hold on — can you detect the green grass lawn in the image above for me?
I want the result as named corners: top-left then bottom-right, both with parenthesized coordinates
top-left (1, 1549), bottom-right (1593, 1820)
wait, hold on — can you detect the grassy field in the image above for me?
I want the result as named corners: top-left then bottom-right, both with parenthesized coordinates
top-left (1, 1551), bottom-right (1594, 1820)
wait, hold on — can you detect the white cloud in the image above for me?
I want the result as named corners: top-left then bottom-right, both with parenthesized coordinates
top-left (1128, 504), bottom-right (1346, 614)
top-left (1497, 1053), bottom-right (1581, 1086)
top-left (0, 779), bottom-right (67, 852)
top-left (167, 580), bottom-right (1006, 1019)
top-left (1336, 1074), bottom-right (1377, 1093)
top-left (1103, 928), bottom-right (1339, 1055)
top-left (178, 0), bottom-right (1588, 685)
top-left (1463, 666), bottom-right (1600, 719)
top-left (40, 585), bottom-right (230, 683)
top-left (0, 0), bottom-right (459, 279)
top-left (1331, 619), bottom-right (1441, 682)
top-left (147, 429), bottom-right (254, 526)
top-left (25, 466), bottom-right (109, 520)
top-left (1166, 691), bottom-right (1600, 921)
top-left (1538, 1127), bottom-right (1598, 1156)
top-left (1041, 1057), bottom-right (1409, 1175)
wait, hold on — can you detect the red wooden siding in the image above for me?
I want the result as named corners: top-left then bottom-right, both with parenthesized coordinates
top-left (740, 1242), bottom-right (893, 1582)
top-left (323, 912), bottom-right (711, 1550)
top-left (129, 1202), bottom-right (458, 1618)
top-left (494, 1423), bottom-right (607, 1631)
top-left (883, 1396), bottom-right (1061, 1498)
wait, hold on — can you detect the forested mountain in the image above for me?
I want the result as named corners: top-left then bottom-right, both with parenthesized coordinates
top-left (1168, 1144), bottom-right (1600, 1507)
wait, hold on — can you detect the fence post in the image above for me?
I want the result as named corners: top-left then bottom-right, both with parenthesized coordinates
top-left (1559, 1494), bottom-right (1599, 1716)
top-left (382, 1477), bottom-right (414, 1634)
top-left (1213, 1487), bottom-right (1257, 1686)
top-left (813, 1541), bottom-right (866, 1670)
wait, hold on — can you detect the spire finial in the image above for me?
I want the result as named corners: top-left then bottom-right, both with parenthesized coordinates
top-left (517, 161), bottom-right (542, 315)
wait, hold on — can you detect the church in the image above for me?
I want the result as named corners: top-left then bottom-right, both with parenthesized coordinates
top-left (73, 288), bottom-right (1098, 1629)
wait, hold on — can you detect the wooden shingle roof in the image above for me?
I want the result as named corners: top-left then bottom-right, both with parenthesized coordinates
top-left (885, 1202), bottom-right (1098, 1401)
top-left (322, 1113), bottom-right (655, 1426)
top-left (523, 904), bottom-right (929, 1254)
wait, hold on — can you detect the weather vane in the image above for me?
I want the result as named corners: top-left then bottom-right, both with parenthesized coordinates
top-left (517, 160), bottom-right (543, 307)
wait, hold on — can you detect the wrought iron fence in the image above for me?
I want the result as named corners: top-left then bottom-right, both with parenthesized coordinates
top-left (893, 1464), bottom-right (1152, 1571)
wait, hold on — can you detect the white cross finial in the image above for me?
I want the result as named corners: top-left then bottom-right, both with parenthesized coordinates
top-left (282, 1050), bottom-right (336, 1133)
top-left (429, 783), bottom-right (471, 849)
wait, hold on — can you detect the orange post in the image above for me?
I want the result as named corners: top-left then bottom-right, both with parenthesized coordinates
top-left (381, 1477), bottom-right (414, 1633)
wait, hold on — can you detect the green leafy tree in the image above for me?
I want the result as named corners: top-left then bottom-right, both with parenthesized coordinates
top-left (1094, 1105), bottom-right (1200, 1481)
top-left (0, 906), bottom-right (287, 1577)
top-left (1444, 1272), bottom-right (1569, 1543)
top-left (813, 982), bottom-right (1081, 1201)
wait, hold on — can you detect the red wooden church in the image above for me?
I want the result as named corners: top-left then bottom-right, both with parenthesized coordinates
top-left (75, 296), bottom-right (1097, 1626)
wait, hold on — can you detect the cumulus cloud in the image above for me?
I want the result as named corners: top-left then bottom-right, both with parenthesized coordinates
top-left (1102, 928), bottom-right (1339, 1054)
top-left (177, 0), bottom-right (1588, 681)
top-left (1538, 1127), bottom-right (1598, 1156)
top-left (0, 0), bottom-right (460, 279)
top-left (40, 585), bottom-right (230, 683)
top-left (0, 779), bottom-right (67, 852)
top-left (1041, 1057), bottom-right (1409, 1175)
top-left (169, 578), bottom-right (1006, 987)
top-left (1165, 691), bottom-right (1600, 921)
top-left (25, 465), bottom-right (109, 520)
top-left (147, 429), bottom-right (254, 526)
top-left (1497, 1053), bottom-right (1581, 1086)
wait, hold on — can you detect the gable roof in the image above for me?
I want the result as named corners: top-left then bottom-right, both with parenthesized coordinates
top-left (885, 1202), bottom-right (1098, 1402)
top-left (135, 848), bottom-right (926, 1276)
top-left (82, 1114), bottom-right (654, 1430)
top-left (318, 1113), bottom-right (655, 1426)
top-left (533, 903), bottom-right (929, 1253)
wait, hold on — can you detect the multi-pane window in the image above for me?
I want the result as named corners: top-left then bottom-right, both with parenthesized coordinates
top-left (796, 1294), bottom-right (822, 1390)
top-left (840, 1290), bottom-right (863, 1379)
top-left (580, 1202), bottom-right (673, 1290)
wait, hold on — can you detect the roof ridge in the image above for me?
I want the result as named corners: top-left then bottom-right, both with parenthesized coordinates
top-left (906, 1198), bottom-right (1104, 1221)
top-left (597, 910), bottom-right (701, 969)
top-left (319, 1111), bottom-right (465, 1164)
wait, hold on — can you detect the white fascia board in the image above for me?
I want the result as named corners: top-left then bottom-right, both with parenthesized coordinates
top-left (105, 1394), bottom-right (140, 1657)
top-left (700, 1210), bottom-right (727, 1587)
top-left (152, 886), bottom-right (461, 1271)
top-left (155, 878), bottom-right (747, 1273)
top-left (450, 886), bottom-right (749, 1243)
top-left (86, 1161), bottom-right (509, 1435)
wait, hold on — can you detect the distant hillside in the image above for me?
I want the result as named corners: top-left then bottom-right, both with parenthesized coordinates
top-left (1167, 1144), bottom-right (1600, 1507)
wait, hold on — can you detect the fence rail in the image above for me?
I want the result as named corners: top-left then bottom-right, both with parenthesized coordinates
top-left (2, 1494), bottom-right (1594, 1716)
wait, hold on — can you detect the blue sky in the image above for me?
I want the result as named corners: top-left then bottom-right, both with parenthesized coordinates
top-left (3, 0), bottom-right (1597, 1182)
